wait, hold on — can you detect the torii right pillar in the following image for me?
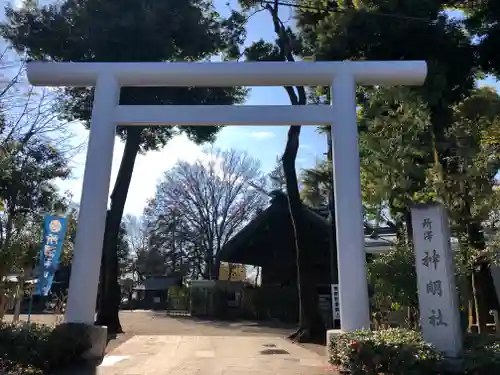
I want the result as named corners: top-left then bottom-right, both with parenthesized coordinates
top-left (331, 73), bottom-right (371, 331)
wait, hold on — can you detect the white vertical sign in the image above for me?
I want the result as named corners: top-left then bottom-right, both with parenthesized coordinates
top-left (411, 203), bottom-right (463, 358)
top-left (331, 284), bottom-right (340, 320)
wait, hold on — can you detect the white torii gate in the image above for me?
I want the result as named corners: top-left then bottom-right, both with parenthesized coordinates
top-left (27, 60), bottom-right (427, 332)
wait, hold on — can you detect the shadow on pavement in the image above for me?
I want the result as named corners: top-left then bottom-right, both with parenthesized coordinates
top-left (53, 360), bottom-right (102, 375)
top-left (151, 312), bottom-right (297, 332)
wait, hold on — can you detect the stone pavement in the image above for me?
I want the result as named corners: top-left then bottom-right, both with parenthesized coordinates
top-left (95, 335), bottom-right (329, 375)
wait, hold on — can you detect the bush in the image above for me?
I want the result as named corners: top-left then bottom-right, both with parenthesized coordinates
top-left (44, 323), bottom-right (92, 370)
top-left (329, 328), bottom-right (443, 375)
top-left (0, 322), bottom-right (91, 374)
top-left (0, 322), bottom-right (52, 370)
top-left (0, 360), bottom-right (44, 375)
top-left (463, 334), bottom-right (500, 375)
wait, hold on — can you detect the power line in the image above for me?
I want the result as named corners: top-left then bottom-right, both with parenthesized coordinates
top-left (260, 0), bottom-right (446, 23)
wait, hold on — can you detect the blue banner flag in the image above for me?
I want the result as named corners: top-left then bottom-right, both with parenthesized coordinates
top-left (35, 215), bottom-right (68, 296)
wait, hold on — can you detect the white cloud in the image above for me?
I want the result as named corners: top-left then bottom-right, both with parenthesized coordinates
top-left (249, 131), bottom-right (275, 139)
top-left (56, 133), bottom-right (211, 216)
top-left (119, 134), bottom-right (210, 215)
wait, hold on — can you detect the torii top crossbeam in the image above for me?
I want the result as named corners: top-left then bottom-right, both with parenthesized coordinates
top-left (27, 60), bottom-right (427, 87)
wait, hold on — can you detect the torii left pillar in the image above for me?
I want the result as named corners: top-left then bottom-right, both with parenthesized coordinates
top-left (65, 75), bottom-right (119, 360)
top-left (64, 74), bottom-right (119, 323)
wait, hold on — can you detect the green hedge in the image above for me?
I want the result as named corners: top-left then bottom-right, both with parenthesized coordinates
top-left (0, 322), bottom-right (91, 374)
top-left (329, 329), bottom-right (442, 375)
top-left (329, 329), bottom-right (500, 375)
top-left (463, 334), bottom-right (500, 374)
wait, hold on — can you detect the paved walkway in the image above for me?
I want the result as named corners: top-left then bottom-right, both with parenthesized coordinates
top-left (9, 312), bottom-right (330, 374)
top-left (97, 335), bottom-right (328, 375)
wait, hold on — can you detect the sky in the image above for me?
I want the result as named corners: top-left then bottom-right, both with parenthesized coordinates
top-left (1, 1), bottom-right (499, 217)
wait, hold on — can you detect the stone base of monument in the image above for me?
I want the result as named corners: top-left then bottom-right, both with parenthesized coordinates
top-left (81, 325), bottom-right (108, 362)
top-left (325, 329), bottom-right (342, 356)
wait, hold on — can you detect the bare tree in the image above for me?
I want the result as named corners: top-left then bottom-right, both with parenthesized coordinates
top-left (0, 47), bottom-right (24, 102)
top-left (0, 47), bottom-right (84, 158)
top-left (267, 155), bottom-right (287, 191)
top-left (146, 148), bottom-right (267, 279)
top-left (122, 214), bottom-right (148, 257)
top-left (122, 213), bottom-right (156, 280)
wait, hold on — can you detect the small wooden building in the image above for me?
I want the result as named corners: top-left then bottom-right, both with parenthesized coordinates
top-left (132, 274), bottom-right (183, 310)
top-left (219, 192), bottom-right (336, 288)
top-left (218, 192), bottom-right (337, 326)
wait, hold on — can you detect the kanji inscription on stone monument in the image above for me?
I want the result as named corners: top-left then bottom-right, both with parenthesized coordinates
top-left (411, 203), bottom-right (463, 358)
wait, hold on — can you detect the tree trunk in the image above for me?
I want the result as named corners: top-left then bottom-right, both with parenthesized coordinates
top-left (213, 258), bottom-right (221, 280)
top-left (0, 292), bottom-right (7, 321)
top-left (13, 282), bottom-right (22, 323)
top-left (471, 272), bottom-right (487, 333)
top-left (404, 209), bottom-right (414, 248)
top-left (96, 128), bottom-right (142, 334)
top-left (259, 0), bottom-right (323, 342)
top-left (467, 218), bottom-right (500, 333)
top-left (97, 213), bottom-right (124, 333)
top-left (283, 125), bottom-right (325, 344)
